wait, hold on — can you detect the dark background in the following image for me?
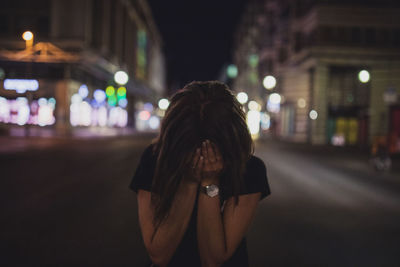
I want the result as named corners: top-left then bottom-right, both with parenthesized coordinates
top-left (148, 0), bottom-right (246, 91)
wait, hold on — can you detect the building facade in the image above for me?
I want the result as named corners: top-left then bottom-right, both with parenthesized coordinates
top-left (233, 0), bottom-right (400, 151)
top-left (0, 0), bottom-right (166, 132)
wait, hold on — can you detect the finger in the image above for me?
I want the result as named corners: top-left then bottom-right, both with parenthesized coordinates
top-left (202, 140), bottom-right (209, 164)
top-left (207, 140), bottom-right (217, 163)
top-left (196, 155), bottom-right (204, 176)
top-left (192, 148), bottom-right (201, 168)
top-left (210, 142), bottom-right (222, 162)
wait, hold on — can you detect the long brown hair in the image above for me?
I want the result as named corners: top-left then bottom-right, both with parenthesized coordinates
top-left (151, 81), bottom-right (253, 237)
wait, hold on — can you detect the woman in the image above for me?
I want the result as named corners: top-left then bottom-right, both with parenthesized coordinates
top-left (130, 81), bottom-right (271, 266)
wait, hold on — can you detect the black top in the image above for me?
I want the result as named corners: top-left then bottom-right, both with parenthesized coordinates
top-left (129, 144), bottom-right (271, 267)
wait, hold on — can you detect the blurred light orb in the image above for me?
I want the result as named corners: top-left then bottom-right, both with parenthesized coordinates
top-left (158, 98), bottom-right (170, 110)
top-left (149, 116), bottom-right (160, 129)
top-left (114, 71), bottom-right (129, 85)
top-left (71, 93), bottom-right (82, 104)
top-left (139, 110), bottom-right (151, 121)
top-left (260, 112), bottom-right (271, 130)
top-left (143, 102), bottom-right (154, 112)
top-left (248, 100), bottom-right (261, 111)
top-left (38, 97), bottom-right (47, 106)
top-left (38, 105), bottom-right (54, 126)
top-left (108, 95), bottom-right (117, 106)
top-left (117, 87), bottom-right (127, 97)
top-left (227, 64), bottom-right (238, 79)
top-left (297, 98), bottom-right (306, 108)
top-left (263, 75), bottom-right (276, 90)
top-left (309, 110), bottom-right (318, 120)
top-left (358, 70), bottom-right (370, 83)
top-left (237, 92), bottom-right (248, 104)
top-left (78, 84), bottom-right (89, 98)
top-left (94, 89), bottom-right (106, 103)
top-left (118, 98), bottom-right (128, 108)
top-left (106, 86), bottom-right (115, 97)
top-left (247, 110), bottom-right (261, 135)
top-left (269, 93), bottom-right (281, 104)
top-left (22, 31), bottom-right (33, 41)
top-left (17, 104), bottom-right (30, 126)
top-left (248, 54), bottom-right (259, 68)
top-left (48, 98), bottom-right (56, 105)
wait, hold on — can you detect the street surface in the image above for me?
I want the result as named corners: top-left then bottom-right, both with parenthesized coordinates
top-left (0, 134), bottom-right (399, 266)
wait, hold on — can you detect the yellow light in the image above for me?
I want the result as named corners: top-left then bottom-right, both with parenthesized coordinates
top-left (248, 100), bottom-right (261, 111)
top-left (297, 98), bottom-right (306, 108)
top-left (22, 31), bottom-right (33, 41)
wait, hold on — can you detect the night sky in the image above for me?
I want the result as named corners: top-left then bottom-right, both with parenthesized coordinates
top-left (148, 0), bottom-right (247, 92)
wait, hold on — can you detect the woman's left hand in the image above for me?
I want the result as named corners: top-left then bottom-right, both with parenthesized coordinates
top-left (199, 140), bottom-right (224, 185)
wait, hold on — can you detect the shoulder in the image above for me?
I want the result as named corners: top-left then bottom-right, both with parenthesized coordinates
top-left (129, 143), bottom-right (158, 193)
top-left (242, 154), bottom-right (271, 200)
top-left (139, 143), bottom-right (158, 166)
top-left (245, 155), bottom-right (267, 174)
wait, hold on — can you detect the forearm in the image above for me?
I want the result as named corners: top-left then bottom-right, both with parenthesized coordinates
top-left (197, 190), bottom-right (227, 266)
top-left (149, 181), bottom-right (198, 265)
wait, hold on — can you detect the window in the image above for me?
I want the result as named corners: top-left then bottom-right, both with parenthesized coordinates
top-left (351, 27), bottom-right (362, 44)
top-left (365, 28), bottom-right (376, 45)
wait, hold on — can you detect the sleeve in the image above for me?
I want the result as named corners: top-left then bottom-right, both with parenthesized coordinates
top-left (129, 144), bottom-right (156, 193)
top-left (242, 156), bottom-right (271, 201)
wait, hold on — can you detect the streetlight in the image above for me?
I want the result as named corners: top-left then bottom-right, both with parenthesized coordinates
top-left (358, 70), bottom-right (370, 83)
top-left (158, 98), bottom-right (170, 110)
top-left (114, 71), bottom-right (129, 85)
top-left (22, 31), bottom-right (34, 50)
top-left (236, 92), bottom-right (248, 104)
top-left (263, 75), bottom-right (276, 90)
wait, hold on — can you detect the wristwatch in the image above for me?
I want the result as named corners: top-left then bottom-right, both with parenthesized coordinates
top-left (201, 184), bottom-right (219, 197)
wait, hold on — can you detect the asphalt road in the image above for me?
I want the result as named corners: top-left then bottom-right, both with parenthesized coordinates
top-left (0, 134), bottom-right (399, 266)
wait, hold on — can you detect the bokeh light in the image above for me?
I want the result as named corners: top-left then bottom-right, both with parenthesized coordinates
top-left (309, 110), bottom-right (318, 120)
top-left (114, 71), bottom-right (129, 85)
top-left (158, 98), bottom-right (170, 110)
top-left (237, 92), bottom-right (248, 104)
top-left (227, 64), bottom-right (238, 79)
top-left (22, 31), bottom-right (33, 41)
top-left (358, 70), bottom-right (370, 83)
top-left (263, 75), bottom-right (276, 90)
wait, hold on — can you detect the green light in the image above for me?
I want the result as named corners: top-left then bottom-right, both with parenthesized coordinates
top-left (108, 95), bottom-right (117, 106)
top-left (249, 54), bottom-right (259, 68)
top-left (227, 64), bottom-right (238, 79)
top-left (117, 87), bottom-right (126, 97)
top-left (106, 86), bottom-right (115, 97)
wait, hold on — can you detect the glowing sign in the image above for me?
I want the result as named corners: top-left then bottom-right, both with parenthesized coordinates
top-left (4, 79), bottom-right (39, 93)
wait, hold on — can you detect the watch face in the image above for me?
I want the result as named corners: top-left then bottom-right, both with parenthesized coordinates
top-left (206, 184), bottom-right (219, 197)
